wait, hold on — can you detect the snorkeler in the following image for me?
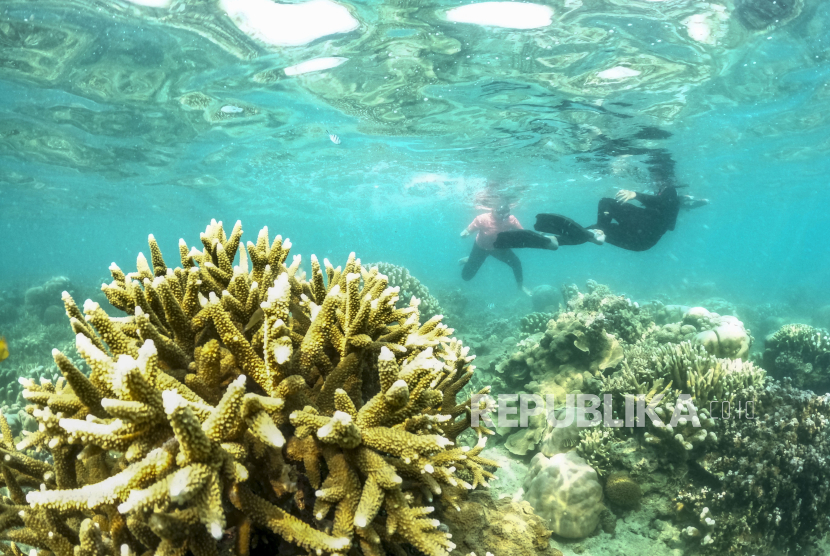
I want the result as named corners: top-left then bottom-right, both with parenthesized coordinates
top-left (460, 204), bottom-right (556, 295)
top-left (494, 184), bottom-right (708, 252)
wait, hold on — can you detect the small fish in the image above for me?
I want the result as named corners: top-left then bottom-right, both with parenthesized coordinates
top-left (0, 337), bottom-right (8, 362)
top-left (327, 130), bottom-right (341, 145)
top-left (220, 105), bottom-right (244, 114)
top-left (487, 302), bottom-right (495, 310)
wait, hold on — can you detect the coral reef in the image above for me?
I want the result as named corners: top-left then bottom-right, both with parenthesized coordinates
top-left (519, 312), bottom-right (554, 336)
top-left (438, 490), bottom-right (561, 556)
top-left (496, 311), bottom-right (624, 387)
top-left (523, 451), bottom-right (604, 539)
top-left (562, 281), bottom-right (654, 345)
top-left (530, 285), bottom-right (560, 313)
top-left (763, 323), bottom-right (830, 393)
top-left (676, 380), bottom-right (830, 554)
top-left (603, 472), bottom-right (641, 509)
top-left (652, 306), bottom-right (752, 359)
top-left (0, 221), bottom-right (497, 556)
top-left (540, 407), bottom-right (584, 457)
top-left (684, 307), bottom-right (751, 360)
top-left (23, 276), bottom-right (75, 317)
top-left (370, 262), bottom-right (445, 323)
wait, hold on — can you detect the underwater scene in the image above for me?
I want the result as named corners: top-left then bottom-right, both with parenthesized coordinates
top-left (1, 0), bottom-right (830, 554)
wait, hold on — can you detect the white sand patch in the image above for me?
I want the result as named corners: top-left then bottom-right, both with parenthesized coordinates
top-left (446, 2), bottom-right (553, 29)
top-left (122, 0), bottom-right (172, 7)
top-left (284, 56), bottom-right (348, 76)
top-left (597, 66), bottom-right (641, 80)
top-left (220, 0), bottom-right (360, 47)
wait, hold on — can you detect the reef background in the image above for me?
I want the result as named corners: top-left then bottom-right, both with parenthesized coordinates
top-left (2, 0), bottom-right (830, 554)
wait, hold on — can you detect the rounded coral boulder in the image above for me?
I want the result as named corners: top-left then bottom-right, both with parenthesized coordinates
top-left (523, 451), bottom-right (604, 539)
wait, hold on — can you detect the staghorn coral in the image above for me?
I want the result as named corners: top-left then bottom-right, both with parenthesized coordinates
top-left (369, 262), bottom-right (445, 323)
top-left (644, 403), bottom-right (718, 452)
top-left (0, 220), bottom-right (497, 556)
top-left (604, 341), bottom-right (765, 413)
top-left (598, 341), bottom-right (763, 455)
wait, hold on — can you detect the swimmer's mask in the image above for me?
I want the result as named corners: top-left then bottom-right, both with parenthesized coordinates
top-left (494, 204), bottom-right (511, 220)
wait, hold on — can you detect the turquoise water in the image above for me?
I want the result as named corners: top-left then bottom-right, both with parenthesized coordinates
top-left (1, 0), bottom-right (830, 554)
top-left (2, 0), bottom-right (828, 307)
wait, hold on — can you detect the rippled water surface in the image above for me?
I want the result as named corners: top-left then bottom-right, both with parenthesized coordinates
top-left (1, 0), bottom-right (828, 301)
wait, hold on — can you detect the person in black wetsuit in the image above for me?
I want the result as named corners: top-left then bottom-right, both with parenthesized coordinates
top-left (494, 184), bottom-right (708, 252)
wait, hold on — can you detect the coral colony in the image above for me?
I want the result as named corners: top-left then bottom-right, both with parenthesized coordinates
top-left (1, 221), bottom-right (830, 556)
top-left (0, 221), bottom-right (497, 556)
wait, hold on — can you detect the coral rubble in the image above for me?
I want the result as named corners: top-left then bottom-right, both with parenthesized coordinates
top-left (0, 220), bottom-right (496, 556)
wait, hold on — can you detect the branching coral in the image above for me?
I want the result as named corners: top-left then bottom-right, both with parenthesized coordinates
top-left (0, 220), bottom-right (496, 556)
top-left (576, 428), bottom-right (615, 476)
top-left (656, 342), bottom-right (766, 407)
top-left (596, 341), bottom-right (765, 457)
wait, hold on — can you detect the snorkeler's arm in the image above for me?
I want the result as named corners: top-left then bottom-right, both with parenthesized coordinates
top-left (510, 215), bottom-right (523, 230)
top-left (631, 191), bottom-right (661, 207)
top-left (681, 195), bottom-right (709, 210)
top-left (461, 216), bottom-right (479, 237)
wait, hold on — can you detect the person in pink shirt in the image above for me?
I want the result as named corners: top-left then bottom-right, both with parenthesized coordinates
top-left (460, 204), bottom-right (557, 295)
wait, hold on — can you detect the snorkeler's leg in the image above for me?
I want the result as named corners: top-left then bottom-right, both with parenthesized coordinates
top-left (493, 230), bottom-right (557, 250)
top-left (595, 198), bottom-right (615, 227)
top-left (535, 214), bottom-right (593, 246)
top-left (596, 197), bottom-right (646, 227)
top-left (589, 198), bottom-right (655, 246)
top-left (599, 223), bottom-right (660, 251)
top-left (462, 244), bottom-right (489, 281)
top-left (491, 248), bottom-right (527, 292)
